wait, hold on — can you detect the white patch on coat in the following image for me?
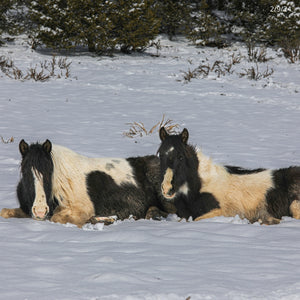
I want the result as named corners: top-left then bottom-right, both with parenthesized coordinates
top-left (178, 182), bottom-right (189, 196)
top-left (166, 146), bottom-right (174, 155)
top-left (31, 168), bottom-right (49, 219)
top-left (161, 167), bottom-right (175, 199)
top-left (196, 150), bottom-right (274, 220)
top-left (50, 145), bottom-right (137, 216)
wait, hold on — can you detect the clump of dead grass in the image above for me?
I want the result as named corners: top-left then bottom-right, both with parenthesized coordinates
top-left (0, 55), bottom-right (72, 81)
top-left (1, 136), bottom-right (14, 144)
top-left (123, 115), bottom-right (180, 139)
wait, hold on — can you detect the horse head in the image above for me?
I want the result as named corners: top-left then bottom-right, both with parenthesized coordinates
top-left (157, 127), bottom-right (196, 200)
top-left (18, 139), bottom-right (56, 220)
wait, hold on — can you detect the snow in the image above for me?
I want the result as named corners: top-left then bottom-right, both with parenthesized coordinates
top-left (0, 35), bottom-right (300, 299)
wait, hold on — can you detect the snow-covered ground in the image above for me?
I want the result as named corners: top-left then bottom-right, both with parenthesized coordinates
top-left (0, 36), bottom-right (299, 299)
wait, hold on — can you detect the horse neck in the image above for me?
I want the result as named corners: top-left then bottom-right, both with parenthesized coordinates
top-left (50, 145), bottom-right (79, 204)
top-left (185, 145), bottom-right (201, 193)
top-left (196, 150), bottom-right (228, 185)
top-left (128, 155), bottom-right (160, 187)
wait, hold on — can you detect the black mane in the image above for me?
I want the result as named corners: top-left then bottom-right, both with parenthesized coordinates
top-left (225, 165), bottom-right (266, 175)
top-left (21, 143), bottom-right (53, 175)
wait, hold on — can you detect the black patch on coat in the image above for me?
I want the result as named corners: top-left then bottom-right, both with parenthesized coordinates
top-left (266, 167), bottom-right (300, 219)
top-left (225, 165), bottom-right (266, 175)
top-left (173, 192), bottom-right (220, 220)
top-left (86, 155), bottom-right (171, 220)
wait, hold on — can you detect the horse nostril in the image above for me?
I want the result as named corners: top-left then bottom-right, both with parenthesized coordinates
top-left (167, 188), bottom-right (174, 196)
top-left (161, 183), bottom-right (176, 199)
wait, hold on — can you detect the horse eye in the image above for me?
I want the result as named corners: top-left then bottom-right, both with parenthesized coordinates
top-left (179, 156), bottom-right (184, 161)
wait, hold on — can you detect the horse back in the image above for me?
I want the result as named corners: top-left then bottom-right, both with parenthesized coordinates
top-left (86, 155), bottom-right (169, 220)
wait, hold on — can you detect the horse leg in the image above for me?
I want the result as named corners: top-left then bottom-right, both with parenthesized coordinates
top-left (194, 208), bottom-right (223, 221)
top-left (88, 216), bottom-right (117, 225)
top-left (145, 206), bottom-right (169, 220)
top-left (257, 216), bottom-right (281, 225)
top-left (50, 206), bottom-right (93, 227)
top-left (252, 210), bottom-right (281, 225)
top-left (0, 207), bottom-right (29, 218)
top-left (289, 181), bottom-right (300, 219)
top-left (290, 200), bottom-right (300, 219)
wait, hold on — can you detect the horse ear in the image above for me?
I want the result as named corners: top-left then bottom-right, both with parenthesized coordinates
top-left (19, 139), bottom-right (29, 156)
top-left (159, 127), bottom-right (168, 141)
top-left (42, 139), bottom-right (52, 153)
top-left (181, 128), bottom-right (189, 144)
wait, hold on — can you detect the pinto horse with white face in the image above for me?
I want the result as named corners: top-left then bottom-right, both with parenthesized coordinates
top-left (0, 139), bottom-right (173, 227)
top-left (158, 127), bottom-right (300, 224)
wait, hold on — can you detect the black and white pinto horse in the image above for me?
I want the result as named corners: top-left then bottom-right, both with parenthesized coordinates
top-left (158, 127), bottom-right (300, 225)
top-left (0, 140), bottom-right (174, 227)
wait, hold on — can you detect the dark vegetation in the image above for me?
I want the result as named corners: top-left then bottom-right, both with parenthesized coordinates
top-left (0, 0), bottom-right (299, 62)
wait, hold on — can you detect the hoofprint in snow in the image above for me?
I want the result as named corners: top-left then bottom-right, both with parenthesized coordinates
top-left (0, 35), bottom-right (299, 299)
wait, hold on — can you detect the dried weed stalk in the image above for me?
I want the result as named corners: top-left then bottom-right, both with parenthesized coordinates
top-left (0, 55), bottom-right (72, 81)
top-left (1, 136), bottom-right (14, 144)
top-left (181, 59), bottom-right (234, 82)
top-left (123, 115), bottom-right (179, 139)
top-left (281, 40), bottom-right (300, 63)
top-left (239, 63), bottom-right (274, 80)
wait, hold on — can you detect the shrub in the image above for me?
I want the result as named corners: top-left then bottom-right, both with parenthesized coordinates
top-left (0, 0), bottom-right (33, 38)
top-left (29, 0), bottom-right (160, 54)
top-left (110, 0), bottom-right (161, 53)
top-left (187, 1), bottom-right (225, 47)
top-left (226, 0), bottom-right (277, 42)
top-left (155, 0), bottom-right (192, 40)
top-left (264, 0), bottom-right (300, 62)
top-left (0, 0), bottom-right (13, 31)
top-left (29, 0), bottom-right (116, 53)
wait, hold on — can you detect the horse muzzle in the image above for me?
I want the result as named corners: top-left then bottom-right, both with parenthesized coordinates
top-left (161, 167), bottom-right (177, 200)
top-left (161, 184), bottom-right (176, 200)
top-left (32, 205), bottom-right (49, 221)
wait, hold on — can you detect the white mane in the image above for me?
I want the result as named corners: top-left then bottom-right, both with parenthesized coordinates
top-left (196, 150), bottom-right (229, 185)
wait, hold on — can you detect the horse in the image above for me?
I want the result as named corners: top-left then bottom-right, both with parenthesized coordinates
top-left (157, 127), bottom-right (220, 220)
top-left (0, 139), bottom-right (174, 227)
top-left (157, 127), bottom-right (300, 225)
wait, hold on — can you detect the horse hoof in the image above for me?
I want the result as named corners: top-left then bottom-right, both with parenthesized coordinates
top-left (88, 216), bottom-right (117, 225)
top-left (258, 217), bottom-right (281, 225)
top-left (0, 208), bottom-right (11, 218)
top-left (145, 206), bottom-right (168, 220)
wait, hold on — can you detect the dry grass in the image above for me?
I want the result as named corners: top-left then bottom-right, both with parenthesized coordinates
top-left (181, 57), bottom-right (239, 82)
top-left (180, 49), bottom-right (275, 83)
top-left (123, 115), bottom-right (180, 139)
top-left (0, 136), bottom-right (14, 144)
top-left (0, 55), bottom-right (72, 81)
top-left (246, 41), bottom-right (269, 63)
top-left (281, 40), bottom-right (300, 63)
top-left (239, 63), bottom-right (274, 80)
